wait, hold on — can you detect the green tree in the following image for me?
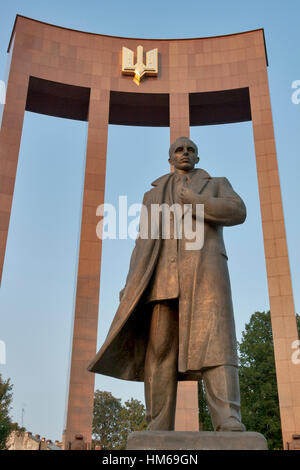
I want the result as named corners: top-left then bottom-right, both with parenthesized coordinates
top-left (92, 391), bottom-right (146, 450)
top-left (198, 381), bottom-right (213, 431)
top-left (296, 313), bottom-right (300, 338)
top-left (0, 374), bottom-right (13, 450)
top-left (92, 390), bottom-right (123, 449)
top-left (198, 311), bottom-right (300, 445)
top-left (238, 311), bottom-right (299, 450)
top-left (119, 398), bottom-right (147, 441)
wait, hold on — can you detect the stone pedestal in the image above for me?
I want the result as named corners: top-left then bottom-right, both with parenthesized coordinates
top-left (127, 431), bottom-right (268, 450)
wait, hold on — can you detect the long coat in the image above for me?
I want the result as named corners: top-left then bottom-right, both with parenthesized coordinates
top-left (88, 168), bottom-right (246, 381)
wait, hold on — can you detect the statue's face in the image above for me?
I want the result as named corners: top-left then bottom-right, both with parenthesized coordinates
top-left (169, 138), bottom-right (199, 171)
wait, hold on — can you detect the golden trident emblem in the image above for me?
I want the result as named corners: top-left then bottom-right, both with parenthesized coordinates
top-left (122, 45), bottom-right (158, 86)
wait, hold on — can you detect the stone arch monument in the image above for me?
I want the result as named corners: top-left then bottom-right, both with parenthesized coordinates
top-left (0, 15), bottom-right (299, 449)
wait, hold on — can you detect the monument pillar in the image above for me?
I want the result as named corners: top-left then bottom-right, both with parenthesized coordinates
top-left (64, 88), bottom-right (110, 447)
top-left (0, 44), bottom-right (29, 284)
top-left (169, 92), bottom-right (199, 432)
top-left (250, 82), bottom-right (300, 449)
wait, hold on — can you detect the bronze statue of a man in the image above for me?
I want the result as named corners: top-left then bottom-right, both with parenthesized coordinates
top-left (88, 137), bottom-right (247, 432)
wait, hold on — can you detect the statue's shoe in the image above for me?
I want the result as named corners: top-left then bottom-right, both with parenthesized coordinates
top-left (217, 418), bottom-right (246, 432)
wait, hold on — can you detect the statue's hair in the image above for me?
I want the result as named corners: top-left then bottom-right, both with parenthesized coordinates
top-left (168, 136), bottom-right (198, 159)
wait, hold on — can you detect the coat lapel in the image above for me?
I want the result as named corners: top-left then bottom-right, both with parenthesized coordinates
top-left (189, 168), bottom-right (211, 194)
top-left (151, 168), bottom-right (211, 194)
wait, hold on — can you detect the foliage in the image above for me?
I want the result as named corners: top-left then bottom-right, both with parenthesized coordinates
top-left (92, 390), bottom-right (147, 450)
top-left (0, 374), bottom-right (13, 450)
top-left (198, 311), bottom-right (300, 449)
top-left (296, 313), bottom-right (300, 338)
top-left (198, 381), bottom-right (213, 431)
top-left (238, 311), bottom-right (283, 449)
top-left (119, 398), bottom-right (147, 439)
top-left (92, 391), bottom-right (123, 449)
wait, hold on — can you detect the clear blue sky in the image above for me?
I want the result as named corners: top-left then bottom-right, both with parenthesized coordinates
top-left (0, 0), bottom-right (300, 441)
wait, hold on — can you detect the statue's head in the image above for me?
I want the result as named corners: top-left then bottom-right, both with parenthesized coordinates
top-left (168, 137), bottom-right (199, 172)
